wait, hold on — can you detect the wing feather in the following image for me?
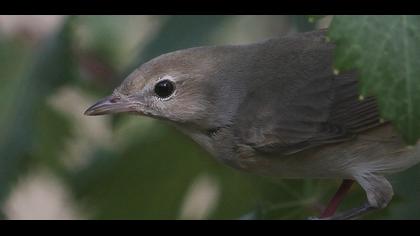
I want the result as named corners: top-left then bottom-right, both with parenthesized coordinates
top-left (233, 30), bottom-right (384, 156)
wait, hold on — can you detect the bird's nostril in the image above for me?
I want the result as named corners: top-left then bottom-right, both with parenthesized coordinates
top-left (109, 97), bottom-right (120, 103)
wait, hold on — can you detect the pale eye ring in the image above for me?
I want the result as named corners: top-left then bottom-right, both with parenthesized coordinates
top-left (154, 79), bottom-right (175, 99)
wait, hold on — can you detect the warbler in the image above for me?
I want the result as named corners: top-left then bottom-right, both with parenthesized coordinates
top-left (85, 29), bottom-right (420, 219)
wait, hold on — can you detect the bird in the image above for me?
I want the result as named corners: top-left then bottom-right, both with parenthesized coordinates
top-left (84, 29), bottom-right (420, 220)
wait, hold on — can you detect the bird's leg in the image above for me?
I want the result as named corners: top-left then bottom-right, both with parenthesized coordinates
top-left (319, 179), bottom-right (355, 218)
top-left (322, 202), bottom-right (376, 220)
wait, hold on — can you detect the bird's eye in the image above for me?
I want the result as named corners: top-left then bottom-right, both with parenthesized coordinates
top-left (154, 79), bottom-right (175, 99)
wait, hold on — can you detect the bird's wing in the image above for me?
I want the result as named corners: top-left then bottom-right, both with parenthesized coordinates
top-left (250, 73), bottom-right (382, 156)
top-left (233, 31), bottom-right (383, 156)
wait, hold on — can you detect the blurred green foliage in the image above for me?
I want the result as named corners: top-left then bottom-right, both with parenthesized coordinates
top-left (0, 15), bottom-right (419, 220)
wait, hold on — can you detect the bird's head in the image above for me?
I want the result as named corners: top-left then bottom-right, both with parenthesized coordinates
top-left (84, 46), bottom-right (244, 132)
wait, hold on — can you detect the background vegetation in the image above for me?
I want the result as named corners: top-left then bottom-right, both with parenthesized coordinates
top-left (0, 15), bottom-right (419, 219)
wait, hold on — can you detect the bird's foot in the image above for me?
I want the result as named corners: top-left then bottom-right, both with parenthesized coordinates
top-left (307, 202), bottom-right (376, 220)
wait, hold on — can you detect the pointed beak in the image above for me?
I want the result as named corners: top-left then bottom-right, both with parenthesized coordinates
top-left (84, 95), bottom-right (138, 116)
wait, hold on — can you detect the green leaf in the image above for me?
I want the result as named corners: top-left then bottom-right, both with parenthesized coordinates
top-left (328, 15), bottom-right (420, 144)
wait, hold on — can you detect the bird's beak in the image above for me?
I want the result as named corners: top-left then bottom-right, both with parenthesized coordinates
top-left (84, 95), bottom-right (138, 116)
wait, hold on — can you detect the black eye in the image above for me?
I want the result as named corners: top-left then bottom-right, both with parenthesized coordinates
top-left (154, 80), bottom-right (175, 98)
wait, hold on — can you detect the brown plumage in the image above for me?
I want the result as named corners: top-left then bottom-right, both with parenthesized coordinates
top-left (85, 29), bottom-right (420, 219)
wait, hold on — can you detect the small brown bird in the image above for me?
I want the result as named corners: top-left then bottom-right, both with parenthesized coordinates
top-left (85, 29), bottom-right (420, 219)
